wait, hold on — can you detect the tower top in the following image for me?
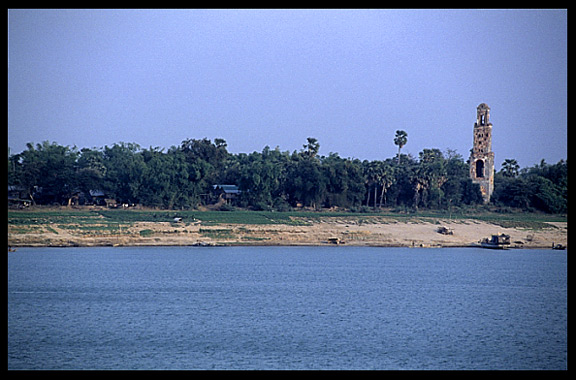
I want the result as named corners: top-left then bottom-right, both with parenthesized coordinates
top-left (476, 103), bottom-right (491, 127)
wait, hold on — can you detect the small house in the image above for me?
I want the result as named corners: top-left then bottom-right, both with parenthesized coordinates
top-left (8, 185), bottom-right (31, 208)
top-left (89, 190), bottom-right (107, 206)
top-left (212, 184), bottom-right (241, 204)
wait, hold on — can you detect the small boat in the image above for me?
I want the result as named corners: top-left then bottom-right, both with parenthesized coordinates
top-left (552, 243), bottom-right (566, 250)
top-left (480, 233), bottom-right (511, 250)
top-left (192, 241), bottom-right (215, 247)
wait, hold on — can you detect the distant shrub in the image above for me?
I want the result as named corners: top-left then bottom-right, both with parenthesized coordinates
top-left (218, 204), bottom-right (236, 211)
top-left (139, 229), bottom-right (154, 237)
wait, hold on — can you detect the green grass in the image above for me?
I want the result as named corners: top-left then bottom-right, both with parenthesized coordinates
top-left (96, 210), bottom-right (308, 225)
top-left (139, 229), bottom-right (154, 237)
top-left (7, 210), bottom-right (96, 225)
top-left (8, 208), bottom-right (566, 230)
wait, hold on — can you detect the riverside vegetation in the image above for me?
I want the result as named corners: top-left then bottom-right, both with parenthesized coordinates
top-left (8, 136), bottom-right (567, 214)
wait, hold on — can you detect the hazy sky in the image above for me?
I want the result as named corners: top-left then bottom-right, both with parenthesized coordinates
top-left (8, 9), bottom-right (567, 169)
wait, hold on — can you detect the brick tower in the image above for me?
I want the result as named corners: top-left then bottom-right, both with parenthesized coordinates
top-left (469, 103), bottom-right (494, 203)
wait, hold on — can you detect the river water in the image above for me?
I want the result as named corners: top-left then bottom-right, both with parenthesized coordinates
top-left (8, 246), bottom-right (567, 370)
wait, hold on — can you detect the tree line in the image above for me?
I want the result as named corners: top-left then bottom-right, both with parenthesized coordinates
top-left (7, 134), bottom-right (567, 214)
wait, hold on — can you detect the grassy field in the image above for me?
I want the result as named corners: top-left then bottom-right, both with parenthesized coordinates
top-left (8, 207), bottom-right (567, 232)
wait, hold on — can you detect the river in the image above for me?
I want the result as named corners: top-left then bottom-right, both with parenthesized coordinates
top-left (8, 246), bottom-right (567, 370)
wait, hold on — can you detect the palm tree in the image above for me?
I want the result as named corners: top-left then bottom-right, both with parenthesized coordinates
top-left (378, 162), bottom-right (395, 208)
top-left (364, 161), bottom-right (397, 209)
top-left (501, 158), bottom-right (520, 178)
top-left (364, 161), bottom-right (380, 208)
top-left (394, 130), bottom-right (408, 164)
top-left (302, 137), bottom-right (320, 159)
top-left (410, 165), bottom-right (435, 211)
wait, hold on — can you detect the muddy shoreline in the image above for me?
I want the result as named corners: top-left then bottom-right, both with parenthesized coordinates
top-left (8, 219), bottom-right (567, 249)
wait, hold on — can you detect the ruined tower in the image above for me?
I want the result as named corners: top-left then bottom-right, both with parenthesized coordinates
top-left (469, 103), bottom-right (494, 203)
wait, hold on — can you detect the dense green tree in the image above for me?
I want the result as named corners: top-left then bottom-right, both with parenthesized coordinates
top-left (139, 147), bottom-right (191, 208)
top-left (76, 147), bottom-right (106, 197)
top-left (492, 176), bottom-right (532, 209)
top-left (177, 138), bottom-right (232, 204)
top-left (492, 159), bottom-right (567, 213)
top-left (410, 149), bottom-right (447, 209)
top-left (236, 150), bottom-right (286, 210)
top-left (10, 143), bottom-right (41, 204)
top-left (528, 176), bottom-right (566, 214)
top-left (285, 153), bottom-right (327, 209)
top-left (11, 141), bottom-right (79, 205)
top-left (7, 138), bottom-right (565, 214)
top-left (385, 154), bottom-right (417, 208)
top-left (102, 142), bottom-right (146, 204)
top-left (322, 153), bottom-right (365, 208)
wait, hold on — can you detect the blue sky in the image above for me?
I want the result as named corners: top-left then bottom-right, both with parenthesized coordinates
top-left (8, 9), bottom-right (567, 169)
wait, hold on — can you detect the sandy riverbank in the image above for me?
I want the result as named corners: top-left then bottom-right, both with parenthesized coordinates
top-left (8, 218), bottom-right (567, 249)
